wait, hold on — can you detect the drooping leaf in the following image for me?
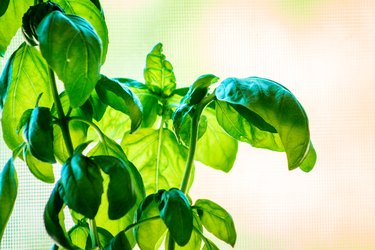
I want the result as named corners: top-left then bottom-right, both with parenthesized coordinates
top-left (104, 231), bottom-right (132, 250)
top-left (195, 199), bottom-right (236, 247)
top-left (195, 107), bottom-right (238, 172)
top-left (0, 0), bottom-right (10, 17)
top-left (144, 43), bottom-right (176, 97)
top-left (201, 238), bottom-right (219, 250)
top-left (37, 11), bottom-right (101, 108)
top-left (0, 0), bottom-right (33, 56)
top-left (181, 74), bottom-right (219, 105)
top-left (2, 43), bottom-right (52, 151)
top-left (60, 153), bottom-right (103, 219)
top-left (215, 77), bottom-right (316, 170)
top-left (134, 194), bottom-right (167, 250)
top-left (53, 92), bottom-right (90, 162)
top-left (44, 181), bottom-right (77, 249)
top-left (16, 108), bottom-right (33, 134)
top-left (86, 227), bottom-right (114, 249)
top-left (121, 128), bottom-right (190, 195)
top-left (0, 158), bottom-right (17, 242)
top-left (0, 48), bottom-right (16, 108)
top-left (23, 147), bottom-right (55, 183)
top-left (96, 75), bottom-right (143, 133)
top-left (87, 89), bottom-right (107, 122)
top-left (54, 0), bottom-right (108, 64)
top-left (68, 222), bottom-right (90, 249)
top-left (91, 155), bottom-right (136, 220)
top-left (158, 188), bottom-right (193, 246)
top-left (23, 107), bottom-right (56, 163)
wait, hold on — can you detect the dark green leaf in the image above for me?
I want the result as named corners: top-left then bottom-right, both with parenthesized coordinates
top-left (195, 107), bottom-right (238, 172)
top-left (60, 154), bottom-right (104, 219)
top-left (23, 107), bottom-right (56, 163)
top-left (91, 155), bottom-right (136, 220)
top-left (23, 146), bottom-right (55, 183)
top-left (182, 74), bottom-right (219, 105)
top-left (215, 77), bottom-right (316, 170)
top-left (195, 199), bottom-right (236, 247)
top-left (104, 231), bottom-right (131, 250)
top-left (121, 128), bottom-right (190, 195)
top-left (144, 43), bottom-right (176, 97)
top-left (16, 109), bottom-right (33, 134)
top-left (0, 0), bottom-right (9, 17)
top-left (37, 11), bottom-right (101, 108)
top-left (135, 194), bottom-right (167, 250)
top-left (0, 158), bottom-right (17, 242)
top-left (88, 90), bottom-right (107, 122)
top-left (96, 76), bottom-right (143, 133)
top-left (2, 43), bottom-right (52, 151)
top-left (86, 227), bottom-right (114, 249)
top-left (0, 1), bottom-right (33, 56)
top-left (158, 188), bottom-right (193, 246)
top-left (54, 0), bottom-right (108, 64)
top-left (44, 181), bottom-right (77, 249)
top-left (0, 47), bottom-right (16, 108)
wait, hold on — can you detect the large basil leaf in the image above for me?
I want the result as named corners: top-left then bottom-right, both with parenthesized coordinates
top-left (0, 1), bottom-right (33, 56)
top-left (54, 0), bottom-right (108, 64)
top-left (23, 147), bottom-right (55, 183)
top-left (195, 199), bottom-right (236, 247)
top-left (2, 43), bottom-right (52, 151)
top-left (135, 194), bottom-right (167, 250)
top-left (23, 107), bottom-right (56, 163)
top-left (0, 158), bottom-right (17, 242)
top-left (44, 181), bottom-right (77, 249)
top-left (144, 43), bottom-right (176, 97)
top-left (60, 154), bottom-right (104, 219)
top-left (91, 155), bottom-right (136, 220)
top-left (195, 107), bottom-right (238, 172)
top-left (37, 11), bottom-right (101, 108)
top-left (96, 76), bottom-right (143, 133)
top-left (158, 189), bottom-right (193, 246)
top-left (121, 128), bottom-right (189, 195)
top-left (215, 77), bottom-right (316, 171)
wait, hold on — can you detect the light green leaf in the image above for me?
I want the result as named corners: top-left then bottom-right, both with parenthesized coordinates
top-left (215, 77), bottom-right (316, 170)
top-left (144, 43), bottom-right (176, 97)
top-left (0, 1), bottom-right (33, 56)
top-left (121, 128), bottom-right (189, 195)
top-left (0, 158), bottom-right (17, 242)
top-left (68, 222), bottom-right (90, 249)
top-left (202, 238), bottom-right (219, 250)
top-left (23, 147), bottom-right (55, 183)
top-left (37, 11), bottom-right (101, 108)
top-left (195, 199), bottom-right (236, 247)
top-left (96, 75), bottom-right (143, 133)
top-left (54, 0), bottom-right (109, 64)
top-left (195, 107), bottom-right (238, 173)
top-left (2, 43), bottom-right (52, 151)
top-left (134, 194), bottom-right (167, 250)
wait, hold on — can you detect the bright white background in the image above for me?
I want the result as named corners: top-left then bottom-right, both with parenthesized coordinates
top-left (1, 0), bottom-right (375, 249)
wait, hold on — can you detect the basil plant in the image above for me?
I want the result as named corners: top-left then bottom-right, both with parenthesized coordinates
top-left (0, 1), bottom-right (316, 249)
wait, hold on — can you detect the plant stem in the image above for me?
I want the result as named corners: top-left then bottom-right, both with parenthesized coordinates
top-left (168, 233), bottom-right (176, 250)
top-left (89, 219), bottom-right (101, 249)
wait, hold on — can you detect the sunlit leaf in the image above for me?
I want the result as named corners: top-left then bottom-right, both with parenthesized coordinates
top-left (215, 77), bottom-right (316, 170)
top-left (68, 222), bottom-right (90, 249)
top-left (104, 231), bottom-right (131, 250)
top-left (23, 147), bottom-right (55, 183)
top-left (144, 43), bottom-right (176, 97)
top-left (195, 199), bottom-right (236, 247)
top-left (37, 11), bottom-right (101, 108)
top-left (0, 158), bottom-right (17, 242)
top-left (2, 43), bottom-right (52, 151)
top-left (121, 128), bottom-right (189, 195)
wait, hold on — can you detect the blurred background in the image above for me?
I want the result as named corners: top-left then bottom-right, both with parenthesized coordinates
top-left (1, 0), bottom-right (375, 249)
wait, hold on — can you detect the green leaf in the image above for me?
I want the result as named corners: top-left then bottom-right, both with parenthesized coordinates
top-left (195, 107), bottom-right (238, 172)
top-left (195, 199), bottom-right (236, 247)
top-left (0, 0), bottom-right (9, 17)
top-left (215, 77), bottom-right (316, 170)
top-left (23, 146), bottom-right (55, 183)
top-left (91, 155), bottom-right (136, 220)
top-left (44, 181), bottom-right (77, 249)
top-left (158, 188), bottom-right (193, 246)
top-left (16, 109), bottom-right (33, 134)
top-left (2, 43), bottom-right (53, 151)
top-left (54, 0), bottom-right (108, 64)
top-left (0, 0), bottom-right (33, 56)
top-left (86, 227), bottom-right (114, 249)
top-left (121, 128), bottom-right (190, 195)
top-left (88, 89), bottom-right (107, 122)
top-left (144, 43), bottom-right (176, 97)
top-left (60, 153), bottom-right (104, 219)
top-left (202, 238), bottom-right (219, 250)
top-left (23, 107), bottom-right (56, 163)
top-left (68, 222), bottom-right (90, 249)
top-left (96, 75), bottom-right (143, 133)
top-left (0, 47), bottom-right (16, 108)
top-left (0, 158), bottom-right (17, 242)
top-left (89, 134), bottom-right (128, 160)
top-left (53, 92), bottom-right (90, 162)
top-left (135, 194), bottom-right (167, 250)
top-left (104, 231), bottom-right (132, 250)
top-left (37, 11), bottom-right (101, 108)
top-left (181, 74), bottom-right (219, 105)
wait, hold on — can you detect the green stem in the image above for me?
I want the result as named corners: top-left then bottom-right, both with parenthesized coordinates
top-left (89, 219), bottom-right (101, 249)
top-left (168, 233), bottom-right (176, 250)
top-left (123, 215), bottom-right (160, 233)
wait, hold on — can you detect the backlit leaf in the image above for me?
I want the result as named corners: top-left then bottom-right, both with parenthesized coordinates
top-left (104, 231), bottom-right (131, 250)
top-left (23, 147), bottom-right (55, 183)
